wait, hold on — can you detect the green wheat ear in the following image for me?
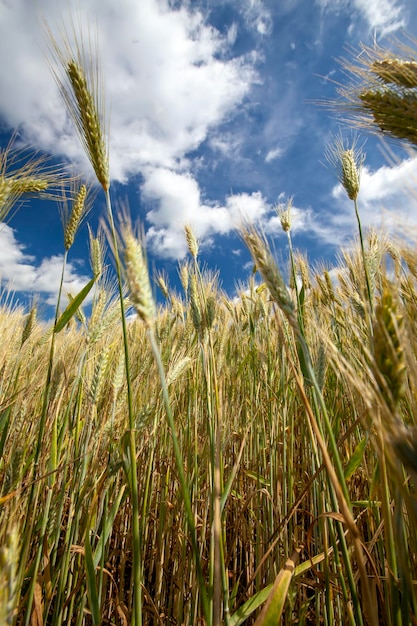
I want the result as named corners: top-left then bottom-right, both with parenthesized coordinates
top-left (324, 133), bottom-right (365, 201)
top-left (372, 289), bottom-right (406, 413)
top-left (359, 89), bottom-right (417, 146)
top-left (64, 183), bottom-right (86, 250)
top-left (121, 221), bottom-right (156, 328)
top-left (242, 225), bottom-right (296, 326)
top-left (184, 224), bottom-right (199, 260)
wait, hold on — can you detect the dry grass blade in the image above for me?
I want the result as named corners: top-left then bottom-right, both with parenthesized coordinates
top-left (253, 546), bottom-right (303, 626)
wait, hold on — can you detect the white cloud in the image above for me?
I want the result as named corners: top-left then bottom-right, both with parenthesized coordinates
top-left (0, 0), bottom-right (256, 181)
top-left (265, 147), bottom-right (284, 162)
top-left (352, 0), bottom-right (406, 33)
top-left (227, 22), bottom-right (238, 45)
top-left (0, 225), bottom-right (91, 306)
top-left (0, 0), bottom-right (262, 268)
top-left (140, 167), bottom-right (270, 257)
top-left (241, 0), bottom-right (273, 36)
top-left (317, 0), bottom-right (406, 34)
top-left (321, 156), bottom-right (417, 245)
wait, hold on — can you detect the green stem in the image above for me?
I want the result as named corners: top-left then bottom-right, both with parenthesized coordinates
top-left (147, 327), bottom-right (211, 624)
top-left (104, 188), bottom-right (142, 626)
top-left (378, 437), bottom-right (401, 626)
top-left (354, 198), bottom-right (374, 316)
top-left (22, 250), bottom-right (68, 623)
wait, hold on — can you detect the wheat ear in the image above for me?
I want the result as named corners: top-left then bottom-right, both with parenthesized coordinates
top-left (122, 223), bottom-right (156, 328)
top-left (45, 22), bottom-right (110, 190)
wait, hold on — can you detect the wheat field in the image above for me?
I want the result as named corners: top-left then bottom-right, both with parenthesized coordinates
top-left (1, 19), bottom-right (417, 626)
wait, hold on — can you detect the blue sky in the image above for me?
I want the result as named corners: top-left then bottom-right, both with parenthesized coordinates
top-left (1, 0), bottom-right (417, 313)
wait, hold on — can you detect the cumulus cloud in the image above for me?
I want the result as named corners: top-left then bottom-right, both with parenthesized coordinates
top-left (0, 0), bottom-right (263, 265)
top-left (321, 156), bottom-right (417, 245)
top-left (141, 166), bottom-right (271, 257)
top-left (140, 165), bottom-right (312, 259)
top-left (0, 0), bottom-right (256, 180)
top-left (0, 225), bottom-right (91, 306)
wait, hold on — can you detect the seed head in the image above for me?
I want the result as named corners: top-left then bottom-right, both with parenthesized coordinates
top-left (66, 60), bottom-right (110, 190)
top-left (21, 304), bottom-right (37, 347)
top-left (372, 58), bottom-right (417, 89)
top-left (372, 289), bottom-right (406, 412)
top-left (242, 225), bottom-right (296, 327)
top-left (123, 226), bottom-right (156, 328)
top-left (359, 89), bottom-right (417, 147)
top-left (89, 225), bottom-right (104, 279)
top-left (0, 177), bottom-right (12, 219)
top-left (11, 177), bottom-right (49, 195)
top-left (155, 271), bottom-right (170, 299)
top-left (179, 262), bottom-right (189, 294)
top-left (277, 197), bottom-right (293, 233)
top-left (90, 348), bottom-right (110, 405)
top-left (185, 225), bottom-right (199, 259)
top-left (325, 133), bottom-right (365, 201)
top-left (64, 184), bottom-right (87, 250)
top-left (0, 135), bottom-right (63, 221)
top-left (331, 38), bottom-right (417, 149)
top-left (45, 21), bottom-right (110, 190)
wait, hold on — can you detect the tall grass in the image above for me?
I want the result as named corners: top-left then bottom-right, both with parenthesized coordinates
top-left (1, 19), bottom-right (417, 626)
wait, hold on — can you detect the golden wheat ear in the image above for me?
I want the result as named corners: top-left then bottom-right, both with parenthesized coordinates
top-left (58, 176), bottom-right (97, 251)
top-left (333, 37), bottom-right (417, 148)
top-left (119, 217), bottom-right (155, 328)
top-left (44, 20), bottom-right (110, 191)
top-left (0, 134), bottom-right (65, 222)
top-left (184, 225), bottom-right (199, 259)
top-left (324, 132), bottom-right (365, 201)
top-left (242, 225), bottom-right (297, 325)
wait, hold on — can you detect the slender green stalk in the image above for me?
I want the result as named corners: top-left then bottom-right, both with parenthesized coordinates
top-left (104, 188), bottom-right (142, 626)
top-left (147, 327), bottom-right (211, 623)
top-left (21, 247), bottom-right (68, 624)
top-left (354, 198), bottom-right (374, 315)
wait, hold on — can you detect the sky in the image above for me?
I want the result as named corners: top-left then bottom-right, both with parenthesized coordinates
top-left (1, 0), bottom-right (417, 314)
